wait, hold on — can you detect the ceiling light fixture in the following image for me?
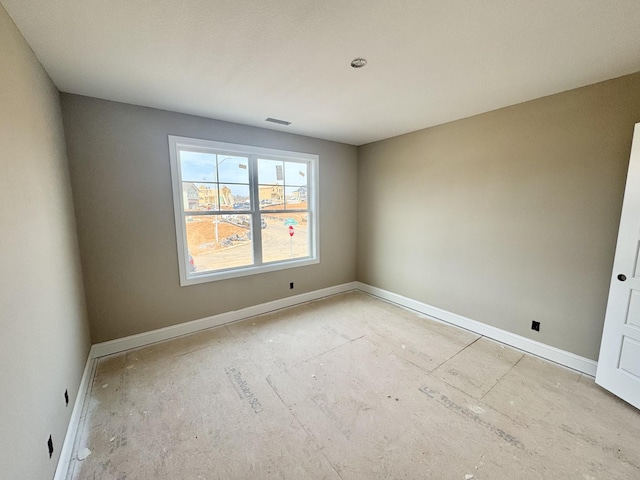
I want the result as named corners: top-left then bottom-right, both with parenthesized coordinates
top-left (265, 117), bottom-right (291, 125)
top-left (350, 58), bottom-right (367, 68)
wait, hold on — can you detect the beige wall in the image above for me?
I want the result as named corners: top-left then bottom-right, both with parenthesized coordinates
top-left (61, 95), bottom-right (358, 343)
top-left (357, 72), bottom-right (640, 360)
top-left (1, 2), bottom-right (636, 472)
top-left (0, 5), bottom-right (91, 479)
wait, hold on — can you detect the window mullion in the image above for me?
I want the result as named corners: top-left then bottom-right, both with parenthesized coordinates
top-left (249, 154), bottom-right (263, 265)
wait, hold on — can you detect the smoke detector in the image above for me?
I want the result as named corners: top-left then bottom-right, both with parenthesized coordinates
top-left (350, 58), bottom-right (367, 68)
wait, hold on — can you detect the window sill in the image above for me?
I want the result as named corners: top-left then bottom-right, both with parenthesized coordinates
top-left (180, 256), bottom-right (319, 286)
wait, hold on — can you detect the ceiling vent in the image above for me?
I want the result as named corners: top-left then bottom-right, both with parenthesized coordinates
top-left (265, 117), bottom-right (291, 125)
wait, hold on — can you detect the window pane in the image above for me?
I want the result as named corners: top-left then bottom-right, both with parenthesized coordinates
top-left (182, 182), bottom-right (219, 212)
top-left (186, 214), bottom-right (253, 272)
top-left (261, 213), bottom-right (309, 263)
top-left (284, 162), bottom-right (308, 187)
top-left (218, 156), bottom-right (249, 183)
top-left (258, 184), bottom-right (284, 210)
top-left (220, 184), bottom-right (251, 211)
top-left (180, 151), bottom-right (217, 182)
top-left (258, 158), bottom-right (283, 184)
top-left (285, 186), bottom-right (308, 210)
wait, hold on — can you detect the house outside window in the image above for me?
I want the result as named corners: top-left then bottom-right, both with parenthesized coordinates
top-left (168, 136), bottom-right (319, 285)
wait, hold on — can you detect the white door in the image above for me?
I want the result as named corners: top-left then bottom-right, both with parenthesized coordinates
top-left (596, 122), bottom-right (640, 410)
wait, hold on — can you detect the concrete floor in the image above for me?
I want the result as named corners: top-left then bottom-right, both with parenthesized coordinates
top-left (68, 291), bottom-right (640, 479)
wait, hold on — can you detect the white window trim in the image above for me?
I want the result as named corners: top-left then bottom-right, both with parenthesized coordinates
top-left (168, 135), bottom-right (319, 286)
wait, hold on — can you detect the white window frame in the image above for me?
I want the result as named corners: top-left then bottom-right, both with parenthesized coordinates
top-left (168, 135), bottom-right (319, 286)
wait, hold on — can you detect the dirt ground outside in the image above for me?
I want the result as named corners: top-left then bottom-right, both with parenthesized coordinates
top-left (186, 218), bottom-right (249, 255)
top-left (186, 213), bottom-right (309, 272)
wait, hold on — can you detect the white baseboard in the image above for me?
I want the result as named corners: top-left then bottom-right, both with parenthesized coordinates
top-left (53, 350), bottom-right (96, 480)
top-left (91, 282), bottom-right (359, 358)
top-left (56, 279), bottom-right (597, 478)
top-left (356, 282), bottom-right (598, 376)
top-left (55, 281), bottom-right (358, 478)
top-left (92, 279), bottom-right (595, 375)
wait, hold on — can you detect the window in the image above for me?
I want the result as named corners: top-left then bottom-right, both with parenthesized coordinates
top-left (168, 136), bottom-right (318, 285)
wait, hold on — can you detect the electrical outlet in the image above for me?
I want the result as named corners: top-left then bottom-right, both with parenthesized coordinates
top-left (65, 389), bottom-right (69, 407)
top-left (290, 282), bottom-right (294, 289)
top-left (47, 435), bottom-right (54, 458)
top-left (531, 320), bottom-right (540, 332)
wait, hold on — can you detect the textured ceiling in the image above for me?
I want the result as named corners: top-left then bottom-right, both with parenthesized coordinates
top-left (3, 0), bottom-right (640, 145)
